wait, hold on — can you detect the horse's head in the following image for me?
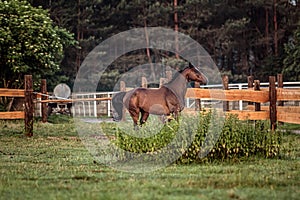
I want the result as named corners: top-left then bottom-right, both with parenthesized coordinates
top-left (184, 65), bottom-right (208, 85)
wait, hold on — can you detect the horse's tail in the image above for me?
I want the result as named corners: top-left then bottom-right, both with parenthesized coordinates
top-left (112, 91), bottom-right (126, 121)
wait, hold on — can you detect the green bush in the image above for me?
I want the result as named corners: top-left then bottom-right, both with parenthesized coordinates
top-left (111, 111), bottom-right (281, 163)
top-left (0, 104), bottom-right (5, 111)
top-left (180, 114), bottom-right (281, 163)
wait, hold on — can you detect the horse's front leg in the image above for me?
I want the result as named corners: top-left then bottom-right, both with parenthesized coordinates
top-left (167, 114), bottom-right (174, 122)
top-left (128, 108), bottom-right (140, 130)
top-left (173, 107), bottom-right (181, 122)
top-left (160, 114), bottom-right (174, 123)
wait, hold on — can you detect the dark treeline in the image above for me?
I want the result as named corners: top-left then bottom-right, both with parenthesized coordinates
top-left (30, 0), bottom-right (299, 90)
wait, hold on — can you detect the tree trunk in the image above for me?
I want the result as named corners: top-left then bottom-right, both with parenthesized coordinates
top-left (265, 7), bottom-right (270, 55)
top-left (76, 0), bottom-right (82, 72)
top-left (174, 0), bottom-right (179, 59)
top-left (273, 0), bottom-right (278, 57)
top-left (144, 21), bottom-right (156, 81)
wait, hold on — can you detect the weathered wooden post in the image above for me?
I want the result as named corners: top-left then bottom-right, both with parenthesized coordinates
top-left (24, 75), bottom-right (34, 136)
top-left (141, 77), bottom-right (147, 88)
top-left (277, 74), bottom-right (284, 125)
top-left (248, 76), bottom-right (254, 106)
top-left (222, 75), bottom-right (229, 111)
top-left (277, 74), bottom-right (283, 107)
top-left (254, 80), bottom-right (261, 111)
top-left (194, 82), bottom-right (201, 111)
top-left (120, 81), bottom-right (126, 121)
top-left (269, 76), bottom-right (277, 131)
top-left (166, 70), bottom-right (172, 82)
top-left (120, 81), bottom-right (126, 92)
top-left (159, 78), bottom-right (167, 87)
top-left (41, 79), bottom-right (47, 123)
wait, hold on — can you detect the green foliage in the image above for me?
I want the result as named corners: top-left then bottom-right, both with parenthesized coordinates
top-left (201, 116), bottom-right (281, 161)
top-left (115, 119), bottom-right (179, 154)
top-left (113, 112), bottom-right (282, 163)
top-left (0, 0), bottom-right (76, 88)
top-left (24, 0), bottom-right (300, 88)
top-left (0, 104), bottom-right (5, 111)
top-left (162, 57), bottom-right (188, 70)
top-left (283, 25), bottom-right (300, 81)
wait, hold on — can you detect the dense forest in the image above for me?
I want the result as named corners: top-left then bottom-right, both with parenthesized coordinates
top-left (2, 0), bottom-right (300, 90)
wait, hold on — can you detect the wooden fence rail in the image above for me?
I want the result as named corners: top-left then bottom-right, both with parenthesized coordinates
top-left (0, 75), bottom-right (33, 136)
top-left (1, 74), bottom-right (299, 136)
top-left (0, 88), bottom-right (25, 97)
top-left (0, 89), bottom-right (25, 119)
top-left (0, 111), bottom-right (24, 119)
top-left (119, 74), bottom-right (299, 130)
top-left (186, 75), bottom-right (300, 129)
top-left (186, 88), bottom-right (270, 103)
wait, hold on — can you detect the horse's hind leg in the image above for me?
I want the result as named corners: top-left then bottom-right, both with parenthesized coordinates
top-left (140, 110), bottom-right (149, 126)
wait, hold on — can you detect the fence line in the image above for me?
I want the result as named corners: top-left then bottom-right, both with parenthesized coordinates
top-left (0, 75), bottom-right (33, 136)
top-left (1, 75), bottom-right (299, 136)
top-left (50, 80), bottom-right (300, 117)
top-left (118, 74), bottom-right (299, 130)
top-left (185, 75), bottom-right (300, 129)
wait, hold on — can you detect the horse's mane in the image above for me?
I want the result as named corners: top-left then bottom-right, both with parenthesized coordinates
top-left (164, 66), bottom-right (193, 85)
top-left (164, 70), bottom-right (180, 85)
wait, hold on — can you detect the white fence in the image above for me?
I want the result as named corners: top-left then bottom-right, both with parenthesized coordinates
top-left (71, 92), bottom-right (116, 117)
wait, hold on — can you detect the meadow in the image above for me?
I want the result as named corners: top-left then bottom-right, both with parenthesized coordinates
top-left (0, 115), bottom-right (299, 200)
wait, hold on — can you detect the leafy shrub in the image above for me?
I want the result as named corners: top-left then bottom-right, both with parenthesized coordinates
top-left (111, 111), bottom-right (281, 163)
top-left (0, 104), bottom-right (5, 111)
top-left (180, 114), bottom-right (281, 163)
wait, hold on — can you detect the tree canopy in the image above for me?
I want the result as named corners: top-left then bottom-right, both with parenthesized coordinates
top-left (47, 0), bottom-right (299, 87)
top-left (283, 25), bottom-right (300, 81)
top-left (1, 0), bottom-right (299, 91)
top-left (0, 0), bottom-right (76, 88)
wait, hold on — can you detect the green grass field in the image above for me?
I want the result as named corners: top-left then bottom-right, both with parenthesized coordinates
top-left (0, 117), bottom-right (299, 200)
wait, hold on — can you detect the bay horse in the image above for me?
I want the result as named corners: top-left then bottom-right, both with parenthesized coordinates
top-left (112, 65), bottom-right (207, 129)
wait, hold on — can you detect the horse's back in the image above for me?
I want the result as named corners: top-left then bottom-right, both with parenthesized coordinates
top-left (124, 87), bottom-right (180, 115)
top-left (132, 87), bottom-right (168, 102)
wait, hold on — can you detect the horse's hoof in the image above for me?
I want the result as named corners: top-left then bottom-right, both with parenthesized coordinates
top-left (113, 117), bottom-right (120, 122)
top-left (166, 115), bottom-right (174, 122)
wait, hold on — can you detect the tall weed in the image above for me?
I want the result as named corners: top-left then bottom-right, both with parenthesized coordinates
top-left (110, 111), bottom-right (282, 163)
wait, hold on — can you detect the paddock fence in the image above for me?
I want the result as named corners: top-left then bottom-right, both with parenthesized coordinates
top-left (117, 74), bottom-right (299, 130)
top-left (1, 74), bottom-right (300, 136)
top-left (0, 75), bottom-right (34, 136)
top-left (186, 75), bottom-right (300, 130)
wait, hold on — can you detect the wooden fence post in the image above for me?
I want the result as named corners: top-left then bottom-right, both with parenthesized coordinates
top-left (269, 76), bottom-right (277, 131)
top-left (120, 81), bottom-right (126, 121)
top-left (277, 74), bottom-right (283, 107)
top-left (222, 75), bottom-right (229, 111)
top-left (166, 70), bottom-right (172, 82)
top-left (254, 80), bottom-right (261, 111)
top-left (24, 75), bottom-right (34, 136)
top-left (120, 81), bottom-right (126, 92)
top-left (194, 82), bottom-right (201, 111)
top-left (141, 77), bottom-right (147, 88)
top-left (277, 74), bottom-right (284, 125)
top-left (248, 76), bottom-right (254, 106)
top-left (159, 78), bottom-right (167, 87)
top-left (41, 79), bottom-right (47, 123)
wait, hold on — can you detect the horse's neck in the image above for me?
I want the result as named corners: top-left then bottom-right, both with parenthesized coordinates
top-left (164, 72), bottom-right (188, 107)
